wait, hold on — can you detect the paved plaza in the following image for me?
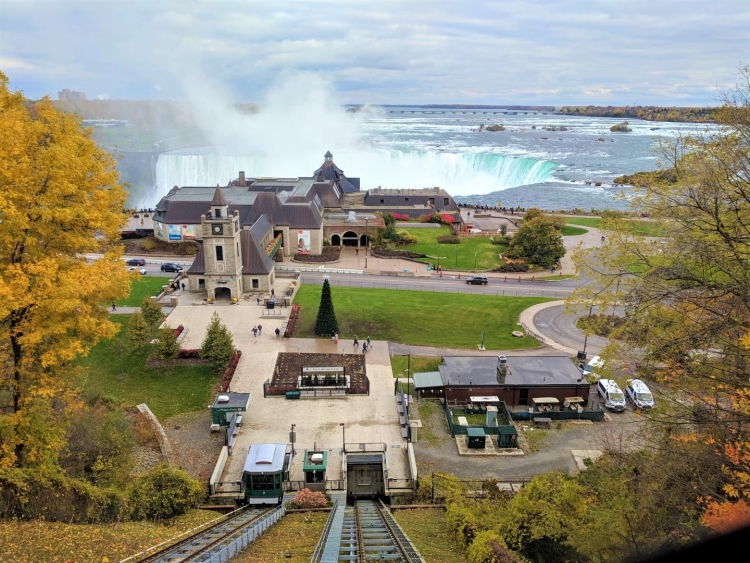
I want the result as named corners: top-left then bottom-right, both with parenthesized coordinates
top-left (165, 286), bottom-right (410, 486)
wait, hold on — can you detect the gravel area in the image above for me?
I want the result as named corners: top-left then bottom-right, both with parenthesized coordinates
top-left (163, 411), bottom-right (226, 481)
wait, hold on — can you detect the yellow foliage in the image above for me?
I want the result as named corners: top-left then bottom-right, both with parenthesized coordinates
top-left (0, 72), bottom-right (131, 468)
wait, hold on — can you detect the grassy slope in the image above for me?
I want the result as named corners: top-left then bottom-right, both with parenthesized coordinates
top-left (76, 316), bottom-right (217, 420)
top-left (116, 275), bottom-right (173, 307)
top-left (564, 216), bottom-right (663, 236)
top-left (564, 217), bottom-right (601, 228)
top-left (560, 225), bottom-right (588, 236)
top-left (231, 512), bottom-right (328, 563)
top-left (392, 508), bottom-right (468, 563)
top-left (391, 356), bottom-right (442, 378)
top-left (394, 225), bottom-right (506, 270)
top-left (0, 510), bottom-right (218, 563)
top-left (293, 286), bottom-right (547, 350)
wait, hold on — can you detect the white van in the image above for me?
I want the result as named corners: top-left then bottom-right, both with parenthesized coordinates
top-left (597, 379), bottom-right (626, 412)
top-left (625, 379), bottom-right (655, 409)
top-left (580, 355), bottom-right (605, 383)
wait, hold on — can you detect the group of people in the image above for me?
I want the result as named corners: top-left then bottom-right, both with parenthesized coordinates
top-left (352, 334), bottom-right (372, 354)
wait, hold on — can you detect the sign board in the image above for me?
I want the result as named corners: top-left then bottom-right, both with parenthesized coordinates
top-left (168, 224), bottom-right (181, 240)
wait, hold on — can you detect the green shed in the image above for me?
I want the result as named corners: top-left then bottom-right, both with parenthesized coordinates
top-left (210, 393), bottom-right (250, 428)
top-left (497, 426), bottom-right (518, 449)
top-left (467, 427), bottom-right (486, 449)
top-left (303, 450), bottom-right (327, 492)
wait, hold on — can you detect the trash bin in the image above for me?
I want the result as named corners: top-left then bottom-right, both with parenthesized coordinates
top-left (285, 391), bottom-right (301, 400)
top-left (267, 300), bottom-right (275, 310)
top-left (577, 350), bottom-right (587, 361)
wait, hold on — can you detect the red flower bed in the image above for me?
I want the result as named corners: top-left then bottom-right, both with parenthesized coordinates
top-left (285, 304), bottom-right (300, 337)
top-left (220, 350), bottom-right (242, 392)
top-left (440, 213), bottom-right (455, 224)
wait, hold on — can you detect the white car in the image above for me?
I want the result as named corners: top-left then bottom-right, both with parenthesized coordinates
top-left (625, 379), bottom-right (655, 409)
top-left (128, 267), bottom-right (147, 275)
top-left (469, 228), bottom-right (482, 234)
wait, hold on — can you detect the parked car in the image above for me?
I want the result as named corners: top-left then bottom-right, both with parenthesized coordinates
top-left (128, 267), bottom-right (148, 275)
top-left (597, 379), bottom-right (627, 412)
top-left (465, 276), bottom-right (488, 285)
top-left (579, 355), bottom-right (605, 383)
top-left (160, 262), bottom-right (183, 272)
top-left (624, 379), bottom-right (655, 409)
top-left (126, 258), bottom-right (146, 266)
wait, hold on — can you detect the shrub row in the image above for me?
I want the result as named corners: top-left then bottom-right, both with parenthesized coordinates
top-left (437, 235), bottom-right (461, 244)
top-left (371, 248), bottom-right (426, 259)
top-left (220, 350), bottom-right (242, 393)
top-left (493, 262), bottom-right (530, 272)
top-left (285, 303), bottom-right (300, 337)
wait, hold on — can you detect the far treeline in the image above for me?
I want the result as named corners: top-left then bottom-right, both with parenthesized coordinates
top-left (557, 105), bottom-right (718, 122)
top-left (42, 99), bottom-right (259, 130)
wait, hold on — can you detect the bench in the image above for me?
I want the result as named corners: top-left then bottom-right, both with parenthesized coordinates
top-left (398, 404), bottom-right (404, 414)
top-left (175, 327), bottom-right (189, 345)
top-left (399, 415), bottom-right (407, 426)
top-left (401, 427), bottom-right (409, 439)
top-left (457, 416), bottom-right (469, 426)
top-left (534, 417), bottom-right (552, 427)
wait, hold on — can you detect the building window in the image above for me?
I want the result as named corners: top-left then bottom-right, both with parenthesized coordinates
top-left (237, 241), bottom-right (240, 256)
top-left (215, 208), bottom-right (222, 218)
top-left (235, 219), bottom-right (239, 231)
top-left (404, 197), bottom-right (409, 202)
top-left (216, 246), bottom-right (224, 261)
top-left (198, 279), bottom-right (205, 289)
top-left (380, 199), bottom-right (384, 204)
top-left (444, 198), bottom-right (449, 206)
top-left (429, 198), bottom-right (435, 206)
top-left (252, 279), bottom-right (259, 289)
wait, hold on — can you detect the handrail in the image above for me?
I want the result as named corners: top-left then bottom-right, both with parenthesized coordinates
top-left (309, 500), bottom-right (340, 563)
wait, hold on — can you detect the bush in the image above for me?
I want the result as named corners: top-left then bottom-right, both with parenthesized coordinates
top-left (141, 239), bottom-right (157, 252)
top-left (129, 465), bottom-right (205, 521)
top-left (288, 488), bottom-right (329, 509)
top-left (383, 213), bottom-right (395, 227)
top-left (437, 235), bottom-right (461, 244)
top-left (140, 297), bottom-right (163, 328)
top-left (426, 213), bottom-right (443, 224)
top-left (494, 262), bottom-right (530, 272)
top-left (440, 213), bottom-right (455, 224)
top-left (154, 326), bottom-right (180, 360)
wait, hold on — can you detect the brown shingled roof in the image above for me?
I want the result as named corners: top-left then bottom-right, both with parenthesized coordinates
top-left (211, 186), bottom-right (228, 206)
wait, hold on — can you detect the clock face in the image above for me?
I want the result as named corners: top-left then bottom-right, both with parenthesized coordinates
top-left (212, 224), bottom-right (223, 235)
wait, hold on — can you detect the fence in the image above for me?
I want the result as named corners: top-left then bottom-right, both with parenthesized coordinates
top-left (387, 478), bottom-right (416, 491)
top-left (277, 265), bottom-right (364, 275)
top-left (263, 375), bottom-right (369, 397)
top-left (300, 276), bottom-right (568, 299)
top-left (443, 399), bottom-right (518, 445)
top-left (209, 446), bottom-right (229, 495)
top-left (511, 401), bottom-right (605, 422)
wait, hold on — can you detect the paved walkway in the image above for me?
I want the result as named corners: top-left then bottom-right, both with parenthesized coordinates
top-left (519, 300), bottom-right (609, 356)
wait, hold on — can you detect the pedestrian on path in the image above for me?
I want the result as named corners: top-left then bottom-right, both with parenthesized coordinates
top-left (366, 336), bottom-right (371, 349)
top-left (362, 342), bottom-right (367, 354)
top-left (355, 248), bottom-right (359, 256)
top-left (252, 326), bottom-right (258, 337)
top-left (353, 335), bottom-right (359, 348)
top-left (257, 324), bottom-right (262, 336)
top-left (334, 333), bottom-right (339, 344)
top-left (256, 296), bottom-right (261, 305)
top-left (275, 327), bottom-right (281, 338)
top-left (601, 235), bottom-right (605, 244)
top-left (111, 302), bottom-right (116, 312)
top-left (181, 282), bottom-right (186, 291)
top-left (271, 288), bottom-right (275, 297)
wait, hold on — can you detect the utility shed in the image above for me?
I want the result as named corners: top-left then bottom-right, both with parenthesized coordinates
top-left (413, 371), bottom-right (445, 398)
top-left (467, 427), bottom-right (487, 449)
top-left (211, 393), bottom-right (251, 427)
top-left (303, 450), bottom-right (327, 492)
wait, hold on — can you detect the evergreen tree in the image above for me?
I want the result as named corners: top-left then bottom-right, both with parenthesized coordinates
top-left (153, 327), bottom-right (179, 360)
top-left (200, 312), bottom-right (236, 372)
top-left (140, 297), bottom-right (163, 329)
top-left (314, 279), bottom-right (339, 336)
top-left (126, 312), bottom-right (150, 353)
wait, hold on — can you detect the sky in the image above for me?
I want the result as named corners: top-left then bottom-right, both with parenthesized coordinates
top-left (1, 0), bottom-right (748, 105)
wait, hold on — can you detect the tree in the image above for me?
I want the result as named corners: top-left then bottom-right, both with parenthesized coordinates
top-left (129, 465), bottom-right (205, 520)
top-left (505, 211), bottom-right (566, 268)
top-left (200, 311), bottom-right (235, 372)
top-left (127, 312), bottom-right (150, 353)
top-left (0, 73), bottom-right (130, 469)
top-left (314, 279), bottom-right (339, 336)
top-left (569, 66), bottom-right (750, 524)
top-left (153, 327), bottom-right (180, 360)
top-left (140, 297), bottom-right (163, 328)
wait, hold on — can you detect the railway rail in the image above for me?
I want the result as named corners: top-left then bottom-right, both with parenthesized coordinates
top-left (122, 505), bottom-right (276, 563)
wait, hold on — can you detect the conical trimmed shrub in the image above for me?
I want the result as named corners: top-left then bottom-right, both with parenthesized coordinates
top-left (314, 279), bottom-right (339, 336)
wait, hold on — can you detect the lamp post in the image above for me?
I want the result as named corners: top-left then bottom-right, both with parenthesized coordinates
top-left (290, 423), bottom-right (296, 455)
top-left (364, 217), bottom-right (368, 269)
top-left (582, 304), bottom-right (594, 355)
top-left (437, 242), bottom-right (441, 272)
top-left (340, 422), bottom-right (345, 454)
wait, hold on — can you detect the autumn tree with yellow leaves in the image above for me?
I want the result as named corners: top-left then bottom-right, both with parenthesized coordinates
top-left (0, 72), bottom-right (131, 469)
top-left (569, 66), bottom-right (750, 537)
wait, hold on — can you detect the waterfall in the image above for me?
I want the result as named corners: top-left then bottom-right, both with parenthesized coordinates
top-left (154, 149), bottom-right (557, 201)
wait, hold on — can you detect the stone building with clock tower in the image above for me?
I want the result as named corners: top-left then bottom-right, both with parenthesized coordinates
top-left (186, 186), bottom-right (276, 300)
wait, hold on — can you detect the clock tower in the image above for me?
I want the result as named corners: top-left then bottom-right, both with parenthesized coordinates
top-left (199, 186), bottom-right (244, 301)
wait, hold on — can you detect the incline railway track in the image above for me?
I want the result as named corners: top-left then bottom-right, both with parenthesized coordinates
top-left (328, 500), bottom-right (424, 562)
top-left (123, 505), bottom-right (272, 563)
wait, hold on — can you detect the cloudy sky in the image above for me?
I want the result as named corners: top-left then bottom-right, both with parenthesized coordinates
top-left (1, 0), bottom-right (748, 105)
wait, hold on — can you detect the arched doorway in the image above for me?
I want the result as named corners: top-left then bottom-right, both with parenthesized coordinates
top-left (331, 233), bottom-right (341, 246)
top-left (359, 234), bottom-right (369, 248)
top-left (214, 287), bottom-right (232, 301)
top-left (342, 231), bottom-right (359, 247)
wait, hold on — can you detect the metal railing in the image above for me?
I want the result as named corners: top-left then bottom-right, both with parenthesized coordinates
top-left (201, 505), bottom-right (286, 562)
top-left (309, 500), bottom-right (340, 563)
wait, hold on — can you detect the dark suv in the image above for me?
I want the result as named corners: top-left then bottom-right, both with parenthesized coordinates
top-left (466, 276), bottom-right (488, 285)
top-left (160, 262), bottom-right (183, 272)
top-left (126, 258), bottom-right (146, 266)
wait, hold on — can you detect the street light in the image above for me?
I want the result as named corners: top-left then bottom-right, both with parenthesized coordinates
top-left (340, 422), bottom-right (345, 454)
top-left (364, 217), bottom-right (368, 269)
top-left (437, 242), bottom-right (441, 272)
top-left (290, 423), bottom-right (296, 455)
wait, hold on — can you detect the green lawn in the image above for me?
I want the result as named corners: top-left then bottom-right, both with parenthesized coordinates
top-left (564, 216), bottom-right (663, 236)
top-left (391, 226), bottom-right (506, 271)
top-left (391, 355), bottom-right (442, 378)
top-left (564, 217), bottom-right (601, 228)
top-left (560, 225), bottom-right (588, 236)
top-left (116, 275), bottom-right (172, 307)
top-left (293, 286), bottom-right (547, 349)
top-left (76, 316), bottom-right (218, 420)
top-left (392, 508), bottom-right (468, 563)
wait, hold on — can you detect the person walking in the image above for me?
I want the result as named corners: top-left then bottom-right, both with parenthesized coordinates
top-left (366, 336), bottom-right (371, 349)
top-left (257, 324), bottom-right (262, 336)
top-left (111, 302), bottom-right (116, 312)
top-left (256, 296), bottom-right (261, 305)
top-left (334, 333), bottom-right (339, 344)
top-left (271, 288), bottom-right (275, 297)
top-left (252, 326), bottom-right (258, 337)
top-left (181, 282), bottom-right (186, 291)
top-left (275, 327), bottom-right (281, 338)
top-left (353, 335), bottom-right (359, 348)
top-left (362, 342), bottom-right (367, 354)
